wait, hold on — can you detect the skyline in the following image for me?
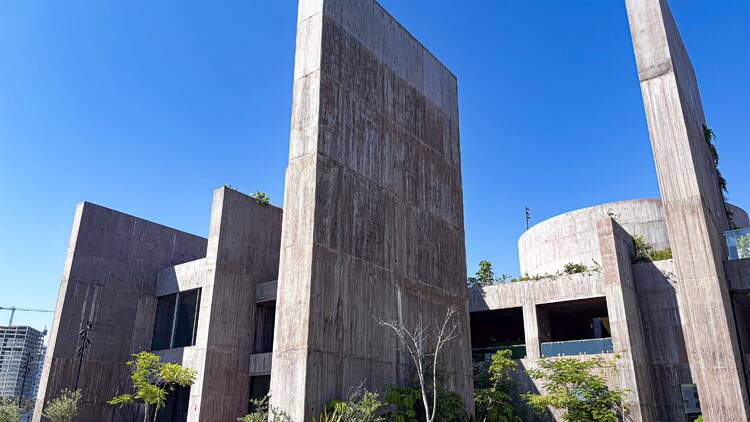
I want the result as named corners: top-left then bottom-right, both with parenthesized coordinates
top-left (1, 0), bottom-right (748, 332)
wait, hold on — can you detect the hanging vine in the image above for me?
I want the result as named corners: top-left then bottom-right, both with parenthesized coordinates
top-left (703, 125), bottom-right (736, 229)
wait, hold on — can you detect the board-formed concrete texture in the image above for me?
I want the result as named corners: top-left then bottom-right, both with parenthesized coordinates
top-left (270, 0), bottom-right (473, 418)
top-left (625, 0), bottom-right (750, 419)
top-left (33, 188), bottom-right (283, 422)
top-left (519, 199), bottom-right (669, 276)
top-left (33, 203), bottom-right (208, 421)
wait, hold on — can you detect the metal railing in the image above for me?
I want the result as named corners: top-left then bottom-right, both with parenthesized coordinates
top-left (724, 228), bottom-right (750, 261)
top-left (540, 337), bottom-right (613, 358)
top-left (472, 344), bottom-right (527, 362)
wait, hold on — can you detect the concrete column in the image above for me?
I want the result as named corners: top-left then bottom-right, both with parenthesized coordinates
top-left (270, 0), bottom-right (473, 418)
top-left (33, 203), bottom-right (207, 422)
top-left (597, 218), bottom-right (656, 421)
top-left (188, 187), bottom-right (282, 422)
top-left (523, 304), bottom-right (541, 360)
top-left (625, 0), bottom-right (750, 419)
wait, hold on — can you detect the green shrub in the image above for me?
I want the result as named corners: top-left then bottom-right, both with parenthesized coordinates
top-left (563, 263), bottom-right (588, 275)
top-left (474, 349), bottom-right (522, 422)
top-left (523, 356), bottom-right (628, 422)
top-left (42, 389), bottom-right (81, 422)
top-left (633, 236), bottom-right (672, 263)
top-left (237, 396), bottom-right (292, 422)
top-left (252, 191), bottom-right (270, 205)
top-left (0, 397), bottom-right (20, 422)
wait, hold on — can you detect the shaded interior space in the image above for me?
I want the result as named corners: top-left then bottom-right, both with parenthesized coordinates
top-left (537, 297), bottom-right (612, 357)
top-left (152, 288), bottom-right (202, 351)
top-left (249, 375), bottom-right (271, 411)
top-left (153, 385), bottom-right (190, 422)
top-left (732, 292), bottom-right (750, 394)
top-left (470, 307), bottom-right (526, 359)
top-left (253, 301), bottom-right (275, 354)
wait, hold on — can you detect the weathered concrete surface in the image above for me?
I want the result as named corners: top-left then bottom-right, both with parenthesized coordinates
top-left (625, 0), bottom-right (750, 419)
top-left (597, 218), bottom-right (655, 421)
top-left (188, 187), bottom-right (282, 422)
top-left (632, 259), bottom-right (695, 422)
top-left (33, 203), bottom-right (207, 422)
top-left (519, 199), bottom-right (669, 276)
top-left (270, 0), bottom-right (473, 418)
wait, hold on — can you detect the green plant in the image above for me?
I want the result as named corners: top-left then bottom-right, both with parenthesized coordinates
top-left (633, 235), bottom-right (672, 263)
top-left (0, 397), bottom-right (20, 422)
top-left (523, 355), bottom-right (628, 422)
top-left (237, 396), bottom-right (292, 422)
top-left (252, 191), bottom-right (270, 205)
top-left (42, 389), bottom-right (81, 422)
top-left (384, 385), bottom-right (421, 422)
top-left (563, 263), bottom-right (588, 275)
top-left (322, 387), bottom-right (387, 421)
top-left (474, 349), bottom-right (522, 422)
top-left (108, 351), bottom-right (196, 422)
top-left (468, 261), bottom-right (498, 287)
top-left (703, 125), bottom-right (736, 228)
top-left (737, 233), bottom-right (750, 259)
top-left (694, 416), bottom-right (703, 422)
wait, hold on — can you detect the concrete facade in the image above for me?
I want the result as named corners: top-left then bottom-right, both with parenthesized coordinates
top-left (31, 0), bottom-right (750, 421)
top-left (626, 0), bottom-right (750, 419)
top-left (33, 188), bottom-right (282, 422)
top-left (270, 0), bottom-right (473, 419)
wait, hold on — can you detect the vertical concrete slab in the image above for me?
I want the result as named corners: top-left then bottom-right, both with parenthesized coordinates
top-left (625, 0), bottom-right (750, 419)
top-left (33, 203), bottom-right (207, 422)
top-left (271, 0), bottom-right (473, 418)
top-left (188, 188), bottom-right (282, 422)
top-left (597, 218), bottom-right (656, 421)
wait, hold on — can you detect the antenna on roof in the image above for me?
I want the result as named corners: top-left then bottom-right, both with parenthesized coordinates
top-left (525, 207), bottom-right (531, 230)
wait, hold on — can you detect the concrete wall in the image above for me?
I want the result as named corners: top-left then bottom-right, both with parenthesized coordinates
top-left (519, 199), bottom-right (668, 276)
top-left (188, 187), bottom-right (282, 422)
top-left (625, 0), bottom-right (750, 419)
top-left (632, 259), bottom-right (694, 422)
top-left (34, 203), bottom-right (207, 422)
top-left (270, 0), bottom-right (473, 418)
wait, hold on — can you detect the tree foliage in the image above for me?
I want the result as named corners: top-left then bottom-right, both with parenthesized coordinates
top-left (632, 235), bottom-right (672, 263)
top-left (0, 397), bottom-right (20, 422)
top-left (107, 351), bottom-right (196, 422)
top-left (474, 349), bottom-right (522, 422)
top-left (523, 356), bottom-right (628, 422)
top-left (42, 389), bottom-right (81, 422)
top-left (321, 387), bottom-right (387, 421)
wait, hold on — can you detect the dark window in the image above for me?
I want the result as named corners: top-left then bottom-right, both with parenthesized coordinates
top-left (174, 289), bottom-right (200, 348)
top-left (152, 289), bottom-right (201, 351)
top-left (254, 302), bottom-right (276, 354)
top-left (153, 294), bottom-right (177, 351)
top-left (249, 376), bottom-right (271, 412)
top-left (153, 385), bottom-right (190, 422)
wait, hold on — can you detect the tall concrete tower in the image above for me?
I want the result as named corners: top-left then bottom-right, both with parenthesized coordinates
top-left (625, 0), bottom-right (750, 419)
top-left (270, 0), bottom-right (474, 418)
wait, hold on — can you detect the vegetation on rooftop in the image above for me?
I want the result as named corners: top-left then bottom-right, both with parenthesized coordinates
top-left (632, 235), bottom-right (672, 263)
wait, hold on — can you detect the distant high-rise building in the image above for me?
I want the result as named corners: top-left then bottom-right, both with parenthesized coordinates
top-left (0, 326), bottom-right (45, 400)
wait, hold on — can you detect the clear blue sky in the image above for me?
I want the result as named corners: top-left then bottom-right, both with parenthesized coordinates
top-left (1, 1), bottom-right (748, 332)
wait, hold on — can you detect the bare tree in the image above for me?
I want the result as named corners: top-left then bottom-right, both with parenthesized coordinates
top-left (378, 306), bottom-right (459, 422)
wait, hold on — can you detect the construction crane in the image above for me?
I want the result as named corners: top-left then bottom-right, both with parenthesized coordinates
top-left (0, 306), bottom-right (54, 326)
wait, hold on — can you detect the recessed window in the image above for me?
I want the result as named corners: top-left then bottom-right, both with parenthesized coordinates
top-left (152, 289), bottom-right (201, 351)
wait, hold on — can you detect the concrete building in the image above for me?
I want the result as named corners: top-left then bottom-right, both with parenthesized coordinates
top-left (31, 0), bottom-right (750, 421)
top-left (0, 326), bottom-right (45, 401)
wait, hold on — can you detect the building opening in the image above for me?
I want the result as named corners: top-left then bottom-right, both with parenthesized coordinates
top-left (470, 307), bottom-right (526, 361)
top-left (537, 297), bottom-right (612, 357)
top-left (152, 288), bottom-right (201, 351)
top-left (152, 385), bottom-right (190, 422)
top-left (254, 301), bottom-right (275, 354)
top-left (249, 375), bottom-right (271, 412)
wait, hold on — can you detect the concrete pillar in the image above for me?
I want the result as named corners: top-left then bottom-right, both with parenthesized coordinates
top-left (188, 187), bottom-right (282, 421)
top-left (597, 218), bottom-right (656, 421)
top-left (625, 0), bottom-right (750, 419)
top-left (33, 203), bottom-right (207, 422)
top-left (270, 0), bottom-right (473, 418)
top-left (523, 304), bottom-right (542, 360)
